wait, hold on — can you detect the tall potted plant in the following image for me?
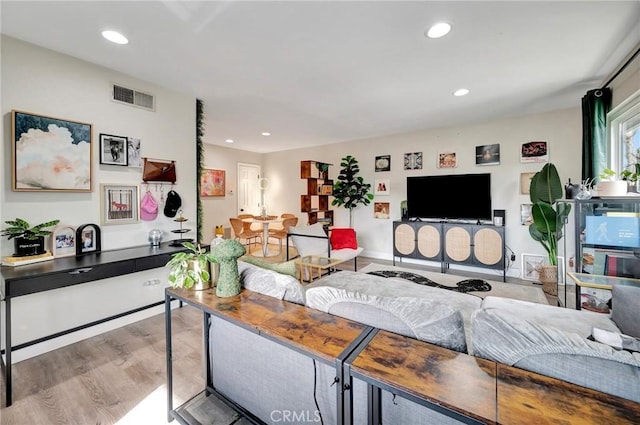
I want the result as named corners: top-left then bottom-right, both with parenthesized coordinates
top-left (332, 155), bottom-right (374, 227)
top-left (528, 163), bottom-right (571, 295)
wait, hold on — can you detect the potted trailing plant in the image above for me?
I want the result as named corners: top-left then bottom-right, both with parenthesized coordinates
top-left (332, 155), bottom-right (374, 227)
top-left (2, 218), bottom-right (60, 256)
top-left (166, 242), bottom-right (217, 290)
top-left (528, 163), bottom-right (571, 295)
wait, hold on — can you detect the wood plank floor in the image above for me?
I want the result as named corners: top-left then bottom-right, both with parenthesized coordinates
top-left (0, 251), bottom-right (562, 424)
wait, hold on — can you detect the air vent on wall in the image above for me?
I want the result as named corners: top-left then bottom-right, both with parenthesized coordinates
top-left (112, 84), bottom-right (155, 111)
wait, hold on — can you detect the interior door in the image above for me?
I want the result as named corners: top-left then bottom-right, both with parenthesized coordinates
top-left (237, 163), bottom-right (260, 215)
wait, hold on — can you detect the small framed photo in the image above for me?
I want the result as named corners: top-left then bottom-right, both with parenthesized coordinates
top-left (520, 141), bottom-right (548, 163)
top-left (76, 223), bottom-right (101, 256)
top-left (99, 133), bottom-right (128, 166)
top-left (520, 203), bottom-right (533, 225)
top-left (127, 137), bottom-right (142, 168)
top-left (521, 253), bottom-right (546, 281)
top-left (374, 202), bottom-right (390, 219)
top-left (438, 152), bottom-right (457, 168)
top-left (374, 179), bottom-right (390, 195)
top-left (520, 172), bottom-right (536, 194)
top-left (101, 184), bottom-right (139, 225)
top-left (51, 225), bottom-right (76, 258)
top-left (404, 152), bottom-right (423, 170)
top-left (475, 143), bottom-right (500, 166)
top-left (375, 155), bottom-right (391, 172)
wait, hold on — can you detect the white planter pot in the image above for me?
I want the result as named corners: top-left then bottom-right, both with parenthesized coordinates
top-left (596, 181), bottom-right (628, 197)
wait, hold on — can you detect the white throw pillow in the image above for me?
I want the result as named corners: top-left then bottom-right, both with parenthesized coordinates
top-left (289, 222), bottom-right (329, 258)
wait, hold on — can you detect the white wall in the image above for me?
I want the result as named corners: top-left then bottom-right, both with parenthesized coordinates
top-left (200, 143), bottom-right (262, 243)
top-left (263, 107), bottom-right (583, 279)
top-left (1, 36), bottom-right (197, 361)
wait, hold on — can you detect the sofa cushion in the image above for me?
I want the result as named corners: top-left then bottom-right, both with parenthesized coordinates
top-left (289, 222), bottom-right (328, 257)
top-left (305, 270), bottom-right (481, 351)
top-left (478, 296), bottom-right (620, 338)
top-left (611, 284), bottom-right (640, 338)
top-left (306, 286), bottom-right (467, 352)
top-left (330, 228), bottom-right (358, 250)
top-left (240, 256), bottom-right (297, 278)
top-left (238, 261), bottom-right (305, 305)
top-left (472, 298), bottom-right (640, 402)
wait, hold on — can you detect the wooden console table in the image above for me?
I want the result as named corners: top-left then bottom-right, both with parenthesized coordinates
top-left (0, 242), bottom-right (188, 406)
top-left (166, 288), bottom-right (640, 424)
top-left (164, 288), bottom-right (374, 424)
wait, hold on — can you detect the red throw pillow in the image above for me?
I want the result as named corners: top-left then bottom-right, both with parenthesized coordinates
top-left (330, 228), bottom-right (358, 250)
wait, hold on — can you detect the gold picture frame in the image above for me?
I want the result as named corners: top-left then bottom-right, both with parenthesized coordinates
top-left (11, 110), bottom-right (92, 192)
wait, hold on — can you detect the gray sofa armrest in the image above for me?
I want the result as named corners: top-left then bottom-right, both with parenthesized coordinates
top-left (472, 302), bottom-right (640, 402)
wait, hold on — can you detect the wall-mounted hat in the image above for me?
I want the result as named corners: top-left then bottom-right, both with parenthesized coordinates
top-left (164, 190), bottom-right (182, 217)
top-left (140, 191), bottom-right (158, 221)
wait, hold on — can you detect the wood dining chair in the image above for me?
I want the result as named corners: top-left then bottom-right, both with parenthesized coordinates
top-left (229, 217), bottom-right (261, 251)
top-left (268, 217), bottom-right (298, 258)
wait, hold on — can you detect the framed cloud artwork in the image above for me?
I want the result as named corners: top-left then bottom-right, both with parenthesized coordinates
top-left (11, 110), bottom-right (92, 192)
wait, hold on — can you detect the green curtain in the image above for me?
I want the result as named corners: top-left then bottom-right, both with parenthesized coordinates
top-left (581, 88), bottom-right (611, 182)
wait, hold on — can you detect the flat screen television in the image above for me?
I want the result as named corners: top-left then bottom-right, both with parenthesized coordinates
top-left (406, 173), bottom-right (492, 221)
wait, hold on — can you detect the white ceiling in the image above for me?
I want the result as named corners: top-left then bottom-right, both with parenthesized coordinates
top-left (2, 1), bottom-right (639, 153)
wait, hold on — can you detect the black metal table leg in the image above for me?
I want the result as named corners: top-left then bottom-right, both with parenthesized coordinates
top-left (165, 290), bottom-right (174, 422)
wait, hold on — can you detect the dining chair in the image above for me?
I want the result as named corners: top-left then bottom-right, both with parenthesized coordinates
top-left (229, 217), bottom-right (261, 251)
top-left (268, 217), bottom-right (298, 258)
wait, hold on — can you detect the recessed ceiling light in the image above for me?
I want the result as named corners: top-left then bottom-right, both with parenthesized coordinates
top-left (102, 30), bottom-right (128, 45)
top-left (426, 22), bottom-right (451, 39)
top-left (225, 139), bottom-right (234, 144)
top-left (453, 88), bottom-right (469, 97)
top-left (261, 132), bottom-right (271, 136)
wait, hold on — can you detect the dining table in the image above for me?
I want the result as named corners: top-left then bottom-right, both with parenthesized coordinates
top-left (242, 216), bottom-right (282, 257)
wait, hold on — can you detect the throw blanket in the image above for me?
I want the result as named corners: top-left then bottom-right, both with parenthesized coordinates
top-left (367, 270), bottom-right (492, 293)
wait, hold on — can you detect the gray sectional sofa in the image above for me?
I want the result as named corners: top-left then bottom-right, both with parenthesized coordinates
top-left (208, 260), bottom-right (640, 424)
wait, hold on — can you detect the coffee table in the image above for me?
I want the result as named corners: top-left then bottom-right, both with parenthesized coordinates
top-left (567, 271), bottom-right (640, 310)
top-left (296, 255), bottom-right (344, 283)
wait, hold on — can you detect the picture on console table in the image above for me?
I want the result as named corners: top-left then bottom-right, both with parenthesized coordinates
top-left (76, 223), bottom-right (101, 256)
top-left (11, 110), bottom-right (92, 192)
top-left (475, 144), bottom-right (500, 165)
top-left (51, 225), bottom-right (76, 258)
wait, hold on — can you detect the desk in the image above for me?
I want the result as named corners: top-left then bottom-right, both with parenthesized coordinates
top-left (243, 216), bottom-right (282, 257)
top-left (0, 242), bottom-right (188, 406)
top-left (567, 271), bottom-right (640, 310)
